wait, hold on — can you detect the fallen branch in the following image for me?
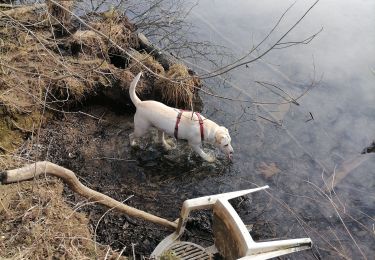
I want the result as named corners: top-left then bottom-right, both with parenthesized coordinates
top-left (0, 161), bottom-right (177, 230)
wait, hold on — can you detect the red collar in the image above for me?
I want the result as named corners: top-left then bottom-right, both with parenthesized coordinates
top-left (174, 110), bottom-right (204, 142)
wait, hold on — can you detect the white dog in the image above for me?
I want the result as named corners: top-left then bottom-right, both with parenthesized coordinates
top-left (129, 72), bottom-right (233, 162)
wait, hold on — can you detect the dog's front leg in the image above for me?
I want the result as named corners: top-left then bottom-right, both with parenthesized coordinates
top-left (129, 132), bottom-right (138, 147)
top-left (158, 131), bottom-right (175, 150)
top-left (190, 143), bottom-right (215, 162)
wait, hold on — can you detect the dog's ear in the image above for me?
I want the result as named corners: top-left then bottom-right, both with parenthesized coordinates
top-left (215, 131), bottom-right (224, 145)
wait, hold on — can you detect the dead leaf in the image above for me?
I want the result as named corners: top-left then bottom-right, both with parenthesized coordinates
top-left (258, 162), bottom-right (281, 179)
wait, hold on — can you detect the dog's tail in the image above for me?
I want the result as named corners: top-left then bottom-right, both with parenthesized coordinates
top-left (129, 72), bottom-right (142, 107)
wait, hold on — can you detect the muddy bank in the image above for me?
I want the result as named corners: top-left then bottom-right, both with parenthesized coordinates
top-left (0, 1), bottom-right (201, 162)
top-left (0, 2), bottom-right (204, 258)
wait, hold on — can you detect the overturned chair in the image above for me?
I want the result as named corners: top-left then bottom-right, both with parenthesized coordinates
top-left (151, 186), bottom-right (312, 260)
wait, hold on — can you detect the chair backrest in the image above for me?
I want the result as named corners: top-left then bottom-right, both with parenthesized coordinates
top-left (212, 197), bottom-right (312, 260)
top-left (151, 186), bottom-right (312, 260)
top-left (212, 199), bottom-right (254, 260)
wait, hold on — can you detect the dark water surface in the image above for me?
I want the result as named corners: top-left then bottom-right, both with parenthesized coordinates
top-left (63, 0), bottom-right (374, 258)
top-left (175, 0), bottom-right (375, 259)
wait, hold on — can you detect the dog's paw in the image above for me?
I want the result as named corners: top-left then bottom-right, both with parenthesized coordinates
top-left (129, 133), bottom-right (138, 147)
top-left (162, 139), bottom-right (176, 150)
top-left (162, 143), bottom-right (173, 150)
top-left (205, 154), bottom-right (216, 163)
top-left (167, 140), bottom-right (177, 149)
top-left (129, 137), bottom-right (138, 147)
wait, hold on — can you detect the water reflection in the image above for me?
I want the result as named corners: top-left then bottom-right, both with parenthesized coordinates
top-left (182, 0), bottom-right (375, 258)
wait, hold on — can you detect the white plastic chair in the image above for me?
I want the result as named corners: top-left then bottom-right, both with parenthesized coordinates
top-left (151, 186), bottom-right (312, 260)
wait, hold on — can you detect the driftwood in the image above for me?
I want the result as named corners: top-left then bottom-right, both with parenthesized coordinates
top-left (0, 161), bottom-right (177, 230)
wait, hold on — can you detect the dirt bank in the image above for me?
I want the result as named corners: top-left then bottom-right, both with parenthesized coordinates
top-left (1, 2), bottom-right (202, 258)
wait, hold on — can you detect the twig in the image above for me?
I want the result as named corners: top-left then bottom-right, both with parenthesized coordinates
top-left (92, 157), bottom-right (136, 162)
top-left (197, 0), bottom-right (321, 79)
top-left (132, 243), bottom-right (137, 260)
top-left (77, 111), bottom-right (103, 121)
top-left (255, 81), bottom-right (299, 105)
top-left (94, 194), bottom-right (134, 252)
top-left (116, 246), bottom-right (127, 260)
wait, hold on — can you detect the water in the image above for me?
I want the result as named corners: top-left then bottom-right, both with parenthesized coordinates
top-left (71, 0), bottom-right (375, 258)
top-left (173, 0), bottom-right (375, 258)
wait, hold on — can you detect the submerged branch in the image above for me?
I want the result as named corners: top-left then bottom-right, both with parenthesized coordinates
top-left (197, 0), bottom-right (321, 79)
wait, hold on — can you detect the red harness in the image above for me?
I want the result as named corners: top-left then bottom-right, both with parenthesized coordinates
top-left (174, 110), bottom-right (204, 141)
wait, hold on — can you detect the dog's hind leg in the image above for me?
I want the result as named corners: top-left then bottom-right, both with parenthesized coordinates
top-left (190, 142), bottom-right (215, 162)
top-left (129, 114), bottom-right (150, 147)
top-left (158, 130), bottom-right (175, 150)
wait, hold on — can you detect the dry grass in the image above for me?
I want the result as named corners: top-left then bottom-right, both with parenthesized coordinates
top-left (0, 7), bottom-right (143, 154)
top-left (46, 0), bottom-right (73, 26)
top-left (128, 51), bottom-right (165, 76)
top-left (91, 21), bottom-right (139, 51)
top-left (71, 30), bottom-right (108, 59)
top-left (155, 63), bottom-right (198, 108)
top-left (0, 4), bottom-right (199, 256)
top-left (0, 6), bottom-right (144, 257)
top-left (0, 179), bottom-right (126, 259)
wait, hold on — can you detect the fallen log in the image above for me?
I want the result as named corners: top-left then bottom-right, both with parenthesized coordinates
top-left (0, 161), bottom-right (177, 230)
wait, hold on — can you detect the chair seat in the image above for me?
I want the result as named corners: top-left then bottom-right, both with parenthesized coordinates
top-left (161, 241), bottom-right (212, 260)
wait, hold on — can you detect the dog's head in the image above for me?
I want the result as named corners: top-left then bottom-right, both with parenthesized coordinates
top-left (214, 126), bottom-right (234, 160)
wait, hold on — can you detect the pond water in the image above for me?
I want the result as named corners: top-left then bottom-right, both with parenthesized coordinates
top-left (44, 0), bottom-right (373, 258)
top-left (174, 0), bottom-right (375, 259)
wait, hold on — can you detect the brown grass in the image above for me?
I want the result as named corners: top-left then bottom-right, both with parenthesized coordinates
top-left (155, 63), bottom-right (197, 108)
top-left (128, 51), bottom-right (165, 76)
top-left (46, 0), bottom-right (73, 26)
top-left (91, 21), bottom-right (139, 51)
top-left (71, 30), bottom-right (108, 59)
top-left (0, 8), bottom-right (145, 257)
top-left (0, 179), bottom-right (126, 259)
top-left (0, 11), bottom-right (144, 154)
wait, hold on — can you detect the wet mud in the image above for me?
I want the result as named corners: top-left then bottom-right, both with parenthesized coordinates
top-left (36, 103), bottom-right (234, 257)
top-left (31, 99), bottom-right (374, 259)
